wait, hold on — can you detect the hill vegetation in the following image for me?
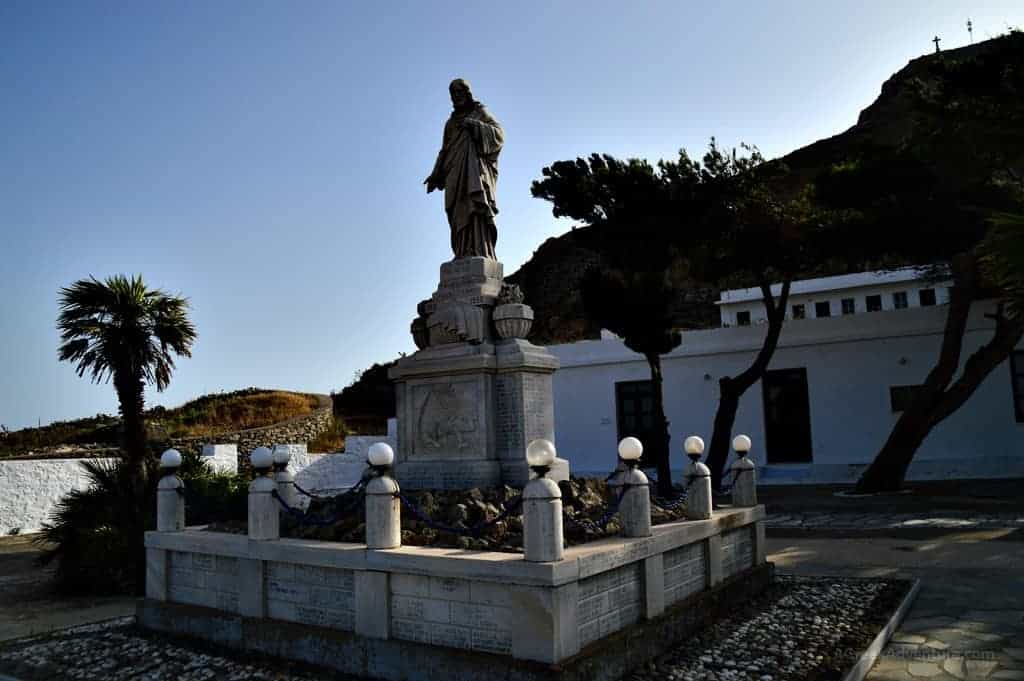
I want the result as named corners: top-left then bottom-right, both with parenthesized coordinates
top-left (0, 388), bottom-right (323, 458)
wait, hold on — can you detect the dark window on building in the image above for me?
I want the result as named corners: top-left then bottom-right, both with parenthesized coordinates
top-left (841, 298), bottom-right (856, 315)
top-left (866, 295), bottom-right (882, 312)
top-left (792, 304), bottom-right (806, 320)
top-left (736, 310), bottom-right (751, 326)
top-left (890, 385), bottom-right (922, 412)
top-left (893, 291), bottom-right (908, 309)
top-left (1011, 351), bottom-right (1024, 423)
top-left (616, 381), bottom-right (656, 443)
top-left (815, 301), bottom-right (831, 318)
top-left (919, 289), bottom-right (937, 306)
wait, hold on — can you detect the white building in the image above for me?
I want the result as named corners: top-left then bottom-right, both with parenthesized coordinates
top-left (549, 271), bottom-right (1024, 485)
top-left (718, 268), bottom-right (953, 328)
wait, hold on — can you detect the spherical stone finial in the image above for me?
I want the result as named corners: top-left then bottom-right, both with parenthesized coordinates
top-left (684, 435), bottom-right (705, 457)
top-left (732, 434), bottom-right (752, 455)
top-left (160, 448), bottom-right (182, 470)
top-left (272, 445), bottom-right (291, 466)
top-left (250, 446), bottom-right (273, 470)
top-left (367, 442), bottom-right (395, 467)
top-left (526, 439), bottom-right (556, 467)
top-left (617, 436), bottom-right (643, 462)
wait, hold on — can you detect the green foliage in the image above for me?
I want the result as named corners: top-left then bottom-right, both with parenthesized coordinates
top-left (332, 362), bottom-right (396, 433)
top-left (36, 457), bottom-right (155, 594)
top-left (979, 213), bottom-right (1024, 317)
top-left (57, 275), bottom-right (196, 392)
top-left (581, 269), bottom-right (681, 358)
top-left (36, 449), bottom-right (247, 595)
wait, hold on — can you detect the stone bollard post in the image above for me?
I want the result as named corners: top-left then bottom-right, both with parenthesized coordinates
top-left (616, 437), bottom-right (651, 538)
top-left (523, 439), bottom-right (564, 562)
top-left (730, 435), bottom-right (758, 507)
top-left (683, 436), bottom-right (713, 520)
top-left (248, 447), bottom-right (280, 541)
top-left (273, 445), bottom-right (298, 512)
top-left (157, 449), bottom-right (185, 532)
top-left (366, 443), bottom-right (401, 550)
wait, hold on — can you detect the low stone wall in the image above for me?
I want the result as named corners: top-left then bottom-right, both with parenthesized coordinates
top-left (0, 457), bottom-right (117, 535)
top-left (170, 408), bottom-right (334, 465)
top-left (141, 506), bottom-right (767, 679)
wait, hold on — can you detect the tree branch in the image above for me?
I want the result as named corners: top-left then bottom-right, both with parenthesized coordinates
top-left (929, 313), bottom-right (1024, 428)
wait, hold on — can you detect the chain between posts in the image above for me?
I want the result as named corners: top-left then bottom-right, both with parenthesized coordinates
top-left (270, 478), bottom-right (369, 527)
top-left (564, 484), bottom-right (628, 533)
top-left (395, 491), bottom-right (524, 537)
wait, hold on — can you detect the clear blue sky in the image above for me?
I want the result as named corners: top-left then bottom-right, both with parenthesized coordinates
top-left (2, 1), bottom-right (1020, 430)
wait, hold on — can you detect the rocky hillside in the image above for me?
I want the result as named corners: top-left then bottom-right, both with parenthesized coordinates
top-left (510, 32), bottom-right (1024, 344)
top-left (0, 388), bottom-right (330, 459)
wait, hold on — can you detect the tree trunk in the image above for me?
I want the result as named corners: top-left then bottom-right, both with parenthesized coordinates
top-left (644, 352), bottom-right (674, 496)
top-left (706, 279), bottom-right (792, 488)
top-left (855, 256), bottom-right (985, 493)
top-left (114, 366), bottom-right (148, 479)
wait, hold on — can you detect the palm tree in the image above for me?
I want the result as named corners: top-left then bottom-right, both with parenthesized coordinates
top-left (57, 275), bottom-right (196, 474)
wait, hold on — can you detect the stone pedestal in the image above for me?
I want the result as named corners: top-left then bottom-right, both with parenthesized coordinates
top-left (619, 467), bottom-right (652, 538)
top-left (730, 456), bottom-right (757, 507)
top-left (390, 257), bottom-right (564, 490)
top-left (157, 474), bottom-right (185, 532)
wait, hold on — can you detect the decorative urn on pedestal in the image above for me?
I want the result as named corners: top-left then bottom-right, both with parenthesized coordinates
top-left (493, 283), bottom-right (534, 340)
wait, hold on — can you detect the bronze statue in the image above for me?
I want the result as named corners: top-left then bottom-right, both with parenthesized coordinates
top-left (425, 79), bottom-right (503, 260)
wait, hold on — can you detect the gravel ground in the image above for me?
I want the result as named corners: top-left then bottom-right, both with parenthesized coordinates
top-left (630, 575), bottom-right (910, 681)
top-left (0, 576), bottom-right (909, 681)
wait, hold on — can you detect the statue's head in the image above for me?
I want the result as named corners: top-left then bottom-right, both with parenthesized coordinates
top-left (449, 78), bottom-right (473, 110)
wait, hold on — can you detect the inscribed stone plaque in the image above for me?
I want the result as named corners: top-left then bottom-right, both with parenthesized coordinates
top-left (412, 381), bottom-right (482, 458)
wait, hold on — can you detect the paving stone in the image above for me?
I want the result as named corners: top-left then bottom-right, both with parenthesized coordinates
top-left (964, 660), bottom-right (999, 679)
top-left (992, 671), bottom-right (1024, 680)
top-left (926, 640), bottom-right (951, 651)
top-left (904, 617), bottom-right (958, 632)
top-left (896, 634), bottom-right (930, 644)
top-left (1005, 649), bottom-right (1024, 661)
top-left (909, 662), bottom-right (945, 677)
top-left (945, 656), bottom-right (968, 680)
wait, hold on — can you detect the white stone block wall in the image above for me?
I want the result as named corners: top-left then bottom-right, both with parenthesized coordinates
top-left (0, 457), bottom-right (118, 535)
top-left (390, 574), bottom-right (513, 654)
top-left (663, 540), bottom-right (707, 606)
top-left (577, 562), bottom-right (643, 648)
top-left (720, 526), bottom-right (755, 579)
top-left (266, 561), bottom-right (356, 630)
top-left (167, 550), bottom-right (241, 613)
top-left (145, 507), bottom-right (768, 665)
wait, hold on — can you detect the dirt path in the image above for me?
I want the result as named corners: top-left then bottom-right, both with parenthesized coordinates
top-left (0, 536), bottom-right (134, 643)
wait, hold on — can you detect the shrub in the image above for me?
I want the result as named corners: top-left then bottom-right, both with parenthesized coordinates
top-left (36, 449), bottom-right (249, 595)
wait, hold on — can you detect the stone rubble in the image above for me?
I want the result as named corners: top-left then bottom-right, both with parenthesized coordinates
top-left (276, 477), bottom-right (690, 552)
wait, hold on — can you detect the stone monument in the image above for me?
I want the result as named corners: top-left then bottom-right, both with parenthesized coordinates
top-left (389, 78), bottom-right (567, 489)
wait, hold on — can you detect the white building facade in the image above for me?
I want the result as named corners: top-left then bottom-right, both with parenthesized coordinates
top-left (718, 268), bottom-right (953, 328)
top-left (548, 272), bottom-right (1023, 485)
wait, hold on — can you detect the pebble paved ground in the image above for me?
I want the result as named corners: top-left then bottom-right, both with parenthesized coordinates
top-left (770, 530), bottom-right (1024, 681)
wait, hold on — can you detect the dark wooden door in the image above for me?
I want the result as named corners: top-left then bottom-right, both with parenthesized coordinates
top-left (762, 368), bottom-right (813, 463)
top-left (615, 380), bottom-right (656, 446)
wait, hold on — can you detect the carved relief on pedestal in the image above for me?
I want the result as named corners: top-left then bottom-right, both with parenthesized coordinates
top-left (414, 382), bottom-right (481, 457)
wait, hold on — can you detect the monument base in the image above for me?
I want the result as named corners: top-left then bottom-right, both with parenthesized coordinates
top-left (390, 338), bottom-right (561, 490)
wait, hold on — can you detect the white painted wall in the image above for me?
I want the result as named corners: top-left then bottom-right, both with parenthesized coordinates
top-left (549, 303), bottom-right (1024, 483)
top-left (718, 269), bottom-right (953, 327)
top-left (0, 457), bottom-right (118, 535)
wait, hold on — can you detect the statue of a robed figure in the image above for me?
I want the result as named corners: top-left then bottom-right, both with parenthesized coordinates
top-left (425, 78), bottom-right (503, 260)
top-left (393, 78), bottom-right (564, 490)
